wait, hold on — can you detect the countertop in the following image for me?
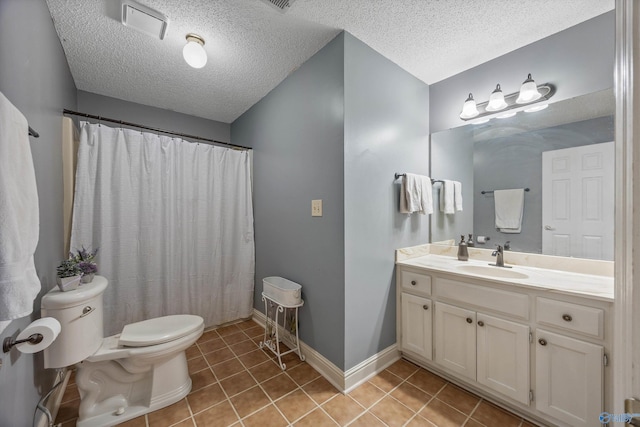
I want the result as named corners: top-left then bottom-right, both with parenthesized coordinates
top-left (397, 253), bottom-right (614, 302)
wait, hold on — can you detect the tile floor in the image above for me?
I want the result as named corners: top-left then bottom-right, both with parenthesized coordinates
top-left (55, 320), bottom-right (538, 427)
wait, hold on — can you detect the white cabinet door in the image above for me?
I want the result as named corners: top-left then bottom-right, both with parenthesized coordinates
top-left (435, 302), bottom-right (476, 380)
top-left (401, 293), bottom-right (432, 360)
top-left (535, 329), bottom-right (603, 427)
top-left (477, 313), bottom-right (530, 405)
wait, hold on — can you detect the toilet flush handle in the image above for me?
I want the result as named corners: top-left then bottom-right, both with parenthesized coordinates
top-left (80, 306), bottom-right (95, 318)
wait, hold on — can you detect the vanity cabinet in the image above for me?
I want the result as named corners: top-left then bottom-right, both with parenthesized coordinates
top-left (434, 301), bottom-right (530, 405)
top-left (396, 262), bottom-right (612, 427)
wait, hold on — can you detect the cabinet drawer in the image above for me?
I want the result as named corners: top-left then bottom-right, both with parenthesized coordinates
top-left (536, 298), bottom-right (603, 339)
top-left (401, 270), bottom-right (432, 295)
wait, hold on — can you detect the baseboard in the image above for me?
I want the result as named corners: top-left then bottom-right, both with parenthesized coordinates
top-left (251, 309), bottom-right (399, 393)
top-left (37, 368), bottom-right (69, 427)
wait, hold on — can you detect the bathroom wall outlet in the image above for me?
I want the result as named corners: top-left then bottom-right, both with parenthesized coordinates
top-left (312, 199), bottom-right (322, 217)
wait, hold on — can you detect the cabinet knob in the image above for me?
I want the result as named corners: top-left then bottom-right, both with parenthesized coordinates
top-left (562, 314), bottom-right (572, 322)
top-left (538, 338), bottom-right (547, 346)
top-left (466, 317), bottom-right (473, 324)
top-left (422, 305), bottom-right (429, 310)
top-left (411, 280), bottom-right (417, 286)
top-left (477, 321), bottom-right (484, 327)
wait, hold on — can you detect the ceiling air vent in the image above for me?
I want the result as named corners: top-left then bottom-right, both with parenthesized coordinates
top-left (121, 0), bottom-right (169, 40)
top-left (259, 0), bottom-right (296, 13)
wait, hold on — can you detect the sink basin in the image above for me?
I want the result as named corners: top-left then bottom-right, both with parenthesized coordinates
top-left (456, 265), bottom-right (529, 279)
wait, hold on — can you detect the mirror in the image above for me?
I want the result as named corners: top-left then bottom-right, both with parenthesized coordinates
top-left (430, 89), bottom-right (614, 260)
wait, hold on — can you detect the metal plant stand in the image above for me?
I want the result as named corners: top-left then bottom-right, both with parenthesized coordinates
top-left (259, 293), bottom-right (304, 370)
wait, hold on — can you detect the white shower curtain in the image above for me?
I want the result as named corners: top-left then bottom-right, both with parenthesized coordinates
top-left (71, 122), bottom-right (255, 335)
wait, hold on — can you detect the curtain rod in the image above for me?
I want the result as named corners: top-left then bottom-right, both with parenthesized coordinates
top-left (62, 109), bottom-right (251, 151)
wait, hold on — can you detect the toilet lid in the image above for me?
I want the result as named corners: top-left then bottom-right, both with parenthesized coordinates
top-left (119, 314), bottom-right (203, 347)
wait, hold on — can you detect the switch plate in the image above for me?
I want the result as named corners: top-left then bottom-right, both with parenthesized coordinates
top-left (312, 199), bottom-right (322, 217)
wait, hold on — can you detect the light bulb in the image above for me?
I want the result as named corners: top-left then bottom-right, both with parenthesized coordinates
top-left (183, 34), bottom-right (207, 69)
top-left (486, 84), bottom-right (508, 112)
top-left (459, 93), bottom-right (479, 119)
top-left (516, 73), bottom-right (542, 104)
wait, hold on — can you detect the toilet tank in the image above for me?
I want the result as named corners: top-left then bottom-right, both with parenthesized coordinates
top-left (41, 276), bottom-right (108, 369)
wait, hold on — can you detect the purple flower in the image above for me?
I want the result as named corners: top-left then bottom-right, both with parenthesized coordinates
top-left (78, 261), bottom-right (98, 274)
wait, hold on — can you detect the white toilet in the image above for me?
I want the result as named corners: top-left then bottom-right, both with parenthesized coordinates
top-left (41, 276), bottom-right (204, 427)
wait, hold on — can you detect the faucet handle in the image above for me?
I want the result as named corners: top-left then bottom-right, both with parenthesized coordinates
top-left (504, 241), bottom-right (511, 250)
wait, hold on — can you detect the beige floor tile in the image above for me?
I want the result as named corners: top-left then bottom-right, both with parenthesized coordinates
top-left (286, 362), bottom-right (320, 386)
top-left (321, 394), bottom-right (365, 426)
top-left (238, 348), bottom-right (271, 368)
top-left (463, 419), bottom-right (486, 427)
top-left (436, 383), bottom-right (480, 415)
top-left (211, 358), bottom-right (245, 380)
top-left (368, 369), bottom-right (403, 392)
top-left (261, 372), bottom-right (298, 400)
top-left (117, 415), bottom-right (147, 426)
top-left (187, 383), bottom-right (226, 414)
top-left (348, 381), bottom-right (386, 409)
top-left (147, 399), bottom-right (190, 426)
top-left (405, 414), bottom-right (438, 427)
top-left (185, 345), bottom-right (202, 360)
top-left (275, 388), bottom-right (317, 423)
top-left (220, 371), bottom-right (258, 397)
top-left (249, 359), bottom-right (284, 383)
top-left (348, 412), bottom-right (387, 427)
top-left (236, 319), bottom-right (259, 330)
top-left (172, 418), bottom-right (195, 427)
top-left (230, 339), bottom-right (260, 356)
top-left (187, 355), bottom-right (209, 373)
top-left (190, 368), bottom-right (217, 392)
top-left (386, 359), bottom-right (420, 379)
top-left (471, 401), bottom-right (522, 427)
top-left (197, 329), bottom-right (220, 344)
top-left (193, 400), bottom-right (239, 427)
top-left (302, 377), bottom-right (340, 405)
top-left (223, 331), bottom-right (251, 345)
top-left (369, 396), bottom-right (415, 427)
top-left (216, 324), bottom-right (242, 337)
top-left (390, 381), bottom-right (432, 412)
top-left (279, 351), bottom-right (304, 369)
top-left (293, 408), bottom-right (339, 427)
top-left (419, 398), bottom-right (467, 427)
top-left (244, 325), bottom-right (265, 339)
top-left (407, 369), bottom-right (447, 395)
top-left (198, 337), bottom-right (227, 354)
top-left (204, 347), bottom-right (236, 365)
top-left (242, 404), bottom-right (288, 427)
top-left (229, 385), bottom-right (271, 418)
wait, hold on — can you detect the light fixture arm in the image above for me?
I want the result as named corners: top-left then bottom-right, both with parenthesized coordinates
top-left (459, 83), bottom-right (555, 121)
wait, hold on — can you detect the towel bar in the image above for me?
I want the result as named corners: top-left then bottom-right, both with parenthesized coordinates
top-left (481, 188), bottom-right (530, 195)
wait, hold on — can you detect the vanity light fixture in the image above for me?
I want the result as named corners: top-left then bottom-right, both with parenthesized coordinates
top-left (486, 84), bottom-right (508, 112)
top-left (183, 34), bottom-right (207, 69)
top-left (458, 74), bottom-right (555, 123)
top-left (459, 93), bottom-right (479, 119)
top-left (516, 74), bottom-right (542, 104)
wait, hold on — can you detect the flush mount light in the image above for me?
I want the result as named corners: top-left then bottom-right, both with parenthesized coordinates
top-left (459, 93), bottom-right (479, 119)
top-left (486, 84), bottom-right (508, 112)
top-left (183, 34), bottom-right (207, 69)
top-left (458, 75), bottom-right (555, 124)
top-left (516, 73), bottom-right (542, 104)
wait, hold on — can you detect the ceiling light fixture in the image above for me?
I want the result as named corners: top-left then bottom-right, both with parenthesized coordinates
top-left (183, 34), bottom-right (207, 69)
top-left (458, 74), bottom-right (555, 124)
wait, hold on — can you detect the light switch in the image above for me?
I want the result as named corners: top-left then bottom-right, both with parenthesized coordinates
top-left (312, 199), bottom-right (322, 217)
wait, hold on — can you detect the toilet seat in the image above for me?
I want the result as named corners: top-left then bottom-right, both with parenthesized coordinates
top-left (119, 315), bottom-right (203, 347)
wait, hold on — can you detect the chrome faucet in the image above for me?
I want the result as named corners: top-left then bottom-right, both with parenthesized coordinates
top-left (490, 245), bottom-right (512, 268)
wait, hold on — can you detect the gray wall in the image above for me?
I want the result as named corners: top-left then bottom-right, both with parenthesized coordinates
top-left (0, 0), bottom-right (77, 425)
top-left (473, 116), bottom-right (614, 253)
top-left (232, 34), bottom-right (347, 369)
top-left (430, 128), bottom-right (474, 243)
top-left (343, 33), bottom-right (430, 370)
top-left (77, 90), bottom-right (230, 143)
top-left (429, 11), bottom-right (615, 133)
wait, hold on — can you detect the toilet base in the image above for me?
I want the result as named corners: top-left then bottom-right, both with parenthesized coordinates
top-left (75, 350), bottom-right (192, 427)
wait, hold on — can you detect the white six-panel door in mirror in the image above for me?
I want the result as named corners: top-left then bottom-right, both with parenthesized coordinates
top-left (542, 141), bottom-right (614, 260)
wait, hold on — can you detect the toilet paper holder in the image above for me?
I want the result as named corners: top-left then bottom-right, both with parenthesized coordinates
top-left (3, 333), bottom-right (43, 353)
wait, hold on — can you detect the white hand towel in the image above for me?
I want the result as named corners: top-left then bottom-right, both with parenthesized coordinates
top-left (0, 92), bottom-right (40, 321)
top-left (453, 181), bottom-right (463, 212)
top-left (401, 173), bottom-right (433, 215)
top-left (439, 180), bottom-right (454, 214)
top-left (494, 188), bottom-right (525, 233)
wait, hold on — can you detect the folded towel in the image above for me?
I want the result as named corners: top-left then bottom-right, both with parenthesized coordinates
top-left (494, 188), bottom-right (524, 233)
top-left (439, 180), bottom-right (463, 214)
top-left (400, 173), bottom-right (433, 215)
top-left (0, 92), bottom-right (40, 321)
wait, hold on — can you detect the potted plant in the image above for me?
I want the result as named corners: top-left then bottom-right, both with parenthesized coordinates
top-left (72, 246), bottom-right (99, 283)
top-left (56, 259), bottom-right (82, 292)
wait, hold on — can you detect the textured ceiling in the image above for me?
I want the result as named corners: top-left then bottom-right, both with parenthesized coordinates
top-left (45, 0), bottom-right (613, 124)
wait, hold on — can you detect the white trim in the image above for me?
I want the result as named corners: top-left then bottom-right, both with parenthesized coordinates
top-left (252, 309), bottom-right (398, 393)
top-left (613, 0), bottom-right (636, 415)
